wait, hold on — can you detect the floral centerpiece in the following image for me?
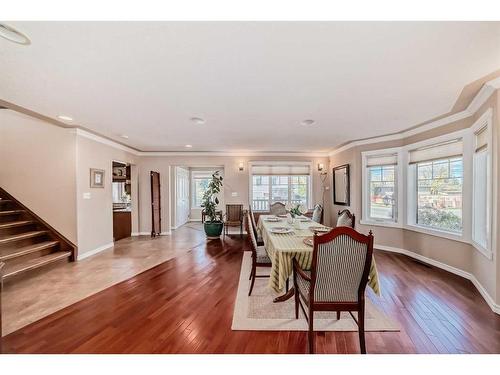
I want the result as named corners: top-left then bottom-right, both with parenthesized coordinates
top-left (285, 203), bottom-right (308, 218)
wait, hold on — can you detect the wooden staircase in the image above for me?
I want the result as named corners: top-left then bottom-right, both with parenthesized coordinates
top-left (0, 187), bottom-right (76, 281)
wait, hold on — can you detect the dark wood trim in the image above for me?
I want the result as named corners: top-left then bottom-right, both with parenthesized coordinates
top-left (0, 262), bottom-right (3, 344)
top-left (0, 187), bottom-right (77, 261)
top-left (150, 171), bottom-right (161, 237)
top-left (332, 164), bottom-right (350, 206)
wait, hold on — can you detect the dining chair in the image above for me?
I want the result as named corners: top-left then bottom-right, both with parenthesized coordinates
top-left (224, 204), bottom-right (244, 238)
top-left (247, 212), bottom-right (273, 296)
top-left (248, 205), bottom-right (264, 246)
top-left (337, 209), bottom-right (355, 229)
top-left (311, 204), bottom-right (323, 223)
top-left (270, 202), bottom-right (287, 216)
top-left (293, 226), bottom-right (374, 354)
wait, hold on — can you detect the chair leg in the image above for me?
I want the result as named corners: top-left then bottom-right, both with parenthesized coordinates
top-left (248, 263), bottom-right (256, 296)
top-left (358, 302), bottom-right (366, 354)
top-left (240, 222), bottom-right (243, 238)
top-left (337, 311), bottom-right (341, 320)
top-left (249, 259), bottom-right (254, 280)
top-left (308, 307), bottom-right (315, 354)
top-left (294, 287), bottom-right (300, 319)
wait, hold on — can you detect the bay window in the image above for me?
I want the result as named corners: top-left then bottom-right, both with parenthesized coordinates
top-left (250, 163), bottom-right (311, 211)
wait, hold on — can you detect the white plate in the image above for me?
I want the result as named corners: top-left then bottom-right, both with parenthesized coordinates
top-left (270, 227), bottom-right (294, 234)
top-left (265, 217), bottom-right (280, 222)
top-left (309, 226), bottom-right (330, 233)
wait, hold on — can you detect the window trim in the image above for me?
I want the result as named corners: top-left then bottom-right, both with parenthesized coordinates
top-left (470, 109), bottom-right (493, 259)
top-left (405, 128), bottom-right (469, 240)
top-left (248, 161), bottom-right (314, 211)
top-left (361, 147), bottom-right (403, 227)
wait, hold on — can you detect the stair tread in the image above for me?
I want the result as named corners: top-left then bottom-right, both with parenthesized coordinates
top-left (0, 230), bottom-right (48, 244)
top-left (0, 220), bottom-right (35, 229)
top-left (0, 240), bottom-right (59, 261)
top-left (3, 251), bottom-right (71, 279)
top-left (0, 209), bottom-right (24, 215)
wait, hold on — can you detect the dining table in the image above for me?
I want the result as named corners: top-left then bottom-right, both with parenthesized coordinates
top-left (256, 214), bottom-right (380, 302)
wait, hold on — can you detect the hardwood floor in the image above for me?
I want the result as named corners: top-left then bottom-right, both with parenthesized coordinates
top-left (2, 227), bottom-right (500, 354)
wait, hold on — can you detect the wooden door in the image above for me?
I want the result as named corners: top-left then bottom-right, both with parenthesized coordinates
top-left (150, 171), bottom-right (161, 236)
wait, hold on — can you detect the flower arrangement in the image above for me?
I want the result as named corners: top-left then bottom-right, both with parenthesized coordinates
top-left (285, 203), bottom-right (308, 218)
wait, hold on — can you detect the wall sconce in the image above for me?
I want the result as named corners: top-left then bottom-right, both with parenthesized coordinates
top-left (317, 163), bottom-right (324, 172)
top-left (238, 162), bottom-right (244, 172)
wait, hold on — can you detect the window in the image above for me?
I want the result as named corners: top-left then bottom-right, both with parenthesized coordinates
top-left (362, 152), bottom-right (399, 224)
top-left (250, 163), bottom-right (311, 211)
top-left (471, 113), bottom-right (492, 257)
top-left (191, 173), bottom-right (212, 208)
top-left (415, 157), bottom-right (463, 232)
top-left (368, 165), bottom-right (396, 221)
top-left (409, 138), bottom-right (464, 234)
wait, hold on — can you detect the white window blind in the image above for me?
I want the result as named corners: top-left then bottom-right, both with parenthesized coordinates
top-left (409, 139), bottom-right (463, 165)
top-left (366, 153), bottom-right (398, 167)
top-left (475, 127), bottom-right (488, 153)
top-left (250, 164), bottom-right (311, 176)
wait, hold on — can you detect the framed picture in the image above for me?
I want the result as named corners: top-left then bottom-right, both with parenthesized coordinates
top-left (90, 168), bottom-right (105, 188)
top-left (333, 164), bottom-right (350, 206)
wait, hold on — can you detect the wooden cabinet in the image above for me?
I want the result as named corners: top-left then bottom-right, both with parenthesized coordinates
top-left (113, 211), bottom-right (131, 241)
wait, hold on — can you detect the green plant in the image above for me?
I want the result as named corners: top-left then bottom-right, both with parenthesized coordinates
top-left (201, 171), bottom-right (223, 223)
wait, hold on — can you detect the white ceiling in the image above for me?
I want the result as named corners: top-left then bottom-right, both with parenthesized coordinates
top-left (1, 22), bottom-right (500, 152)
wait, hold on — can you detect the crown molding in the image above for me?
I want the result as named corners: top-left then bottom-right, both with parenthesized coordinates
top-left (73, 128), bottom-right (141, 155)
top-left (138, 151), bottom-right (329, 157)
top-left (328, 77), bottom-right (500, 157)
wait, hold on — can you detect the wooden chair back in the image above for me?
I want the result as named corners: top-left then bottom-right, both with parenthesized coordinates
top-left (337, 209), bottom-right (355, 229)
top-left (270, 202), bottom-right (287, 215)
top-left (309, 227), bottom-right (373, 304)
top-left (226, 204), bottom-right (243, 223)
top-left (311, 204), bottom-right (323, 223)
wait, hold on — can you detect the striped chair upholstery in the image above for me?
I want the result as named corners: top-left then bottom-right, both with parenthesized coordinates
top-left (311, 204), bottom-right (323, 223)
top-left (293, 226), bottom-right (373, 354)
top-left (336, 209), bottom-right (355, 228)
top-left (314, 234), bottom-right (367, 302)
top-left (247, 212), bottom-right (272, 296)
top-left (270, 202), bottom-right (287, 216)
top-left (248, 206), bottom-right (264, 245)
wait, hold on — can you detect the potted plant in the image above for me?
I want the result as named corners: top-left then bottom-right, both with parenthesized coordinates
top-left (201, 171), bottom-right (224, 238)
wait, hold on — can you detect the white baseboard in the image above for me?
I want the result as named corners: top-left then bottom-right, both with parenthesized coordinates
top-left (374, 244), bottom-right (500, 314)
top-left (188, 219), bottom-right (202, 222)
top-left (77, 242), bottom-right (114, 260)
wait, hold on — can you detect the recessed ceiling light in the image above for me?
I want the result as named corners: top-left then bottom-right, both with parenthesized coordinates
top-left (0, 23), bottom-right (31, 45)
top-left (301, 119), bottom-right (315, 126)
top-left (185, 144), bottom-right (193, 148)
top-left (190, 117), bottom-right (206, 125)
top-left (120, 134), bottom-right (129, 139)
top-left (57, 115), bottom-right (73, 122)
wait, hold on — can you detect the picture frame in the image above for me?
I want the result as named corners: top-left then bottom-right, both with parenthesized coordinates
top-left (90, 168), bottom-right (105, 188)
top-left (333, 164), bottom-right (350, 206)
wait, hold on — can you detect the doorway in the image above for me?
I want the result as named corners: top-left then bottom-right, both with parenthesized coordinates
top-left (112, 161), bottom-right (132, 241)
top-left (171, 166), bottom-right (224, 231)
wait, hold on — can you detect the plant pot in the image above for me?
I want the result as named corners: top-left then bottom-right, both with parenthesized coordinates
top-left (204, 221), bottom-right (224, 239)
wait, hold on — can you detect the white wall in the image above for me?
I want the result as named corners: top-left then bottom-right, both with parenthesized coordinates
top-left (0, 110), bottom-right (78, 243)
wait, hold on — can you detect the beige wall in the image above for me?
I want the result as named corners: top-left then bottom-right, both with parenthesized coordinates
top-left (137, 155), bottom-right (331, 234)
top-left (0, 109), bottom-right (78, 243)
top-left (75, 135), bottom-right (138, 256)
top-left (329, 92), bottom-right (499, 304)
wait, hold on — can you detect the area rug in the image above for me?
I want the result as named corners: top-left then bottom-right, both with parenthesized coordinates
top-left (232, 252), bottom-right (400, 332)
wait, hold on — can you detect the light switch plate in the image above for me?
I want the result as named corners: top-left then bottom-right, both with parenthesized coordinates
top-left (83, 192), bottom-right (91, 199)
top-left (231, 192), bottom-right (238, 197)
